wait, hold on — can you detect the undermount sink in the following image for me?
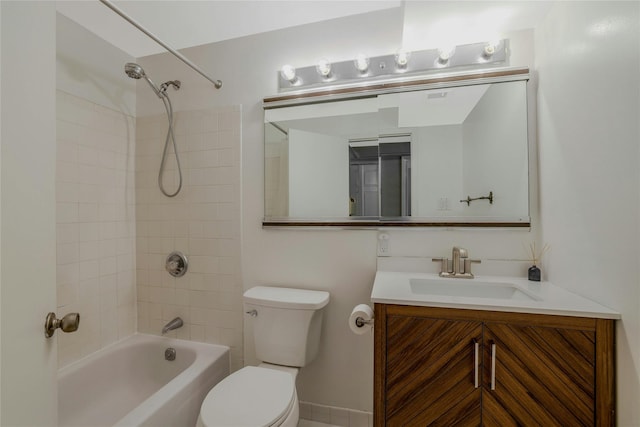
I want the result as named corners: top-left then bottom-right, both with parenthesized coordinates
top-left (409, 278), bottom-right (541, 301)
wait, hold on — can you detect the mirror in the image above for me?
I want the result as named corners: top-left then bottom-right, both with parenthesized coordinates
top-left (264, 79), bottom-right (530, 227)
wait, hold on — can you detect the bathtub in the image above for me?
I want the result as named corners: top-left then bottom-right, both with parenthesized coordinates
top-left (58, 334), bottom-right (229, 427)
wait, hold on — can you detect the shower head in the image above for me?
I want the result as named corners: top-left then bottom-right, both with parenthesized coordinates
top-left (125, 62), bottom-right (145, 79)
top-left (124, 62), bottom-right (162, 98)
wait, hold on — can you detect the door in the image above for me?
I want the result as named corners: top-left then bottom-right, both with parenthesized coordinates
top-left (379, 142), bottom-right (411, 217)
top-left (1, 2), bottom-right (58, 424)
top-left (349, 163), bottom-right (379, 216)
top-left (385, 315), bottom-right (482, 426)
top-left (482, 322), bottom-right (595, 426)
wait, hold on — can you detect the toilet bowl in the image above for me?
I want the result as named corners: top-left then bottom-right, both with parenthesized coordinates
top-left (197, 286), bottom-right (329, 427)
top-left (197, 365), bottom-right (299, 427)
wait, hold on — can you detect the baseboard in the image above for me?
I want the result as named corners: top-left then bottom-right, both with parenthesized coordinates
top-left (299, 401), bottom-right (373, 427)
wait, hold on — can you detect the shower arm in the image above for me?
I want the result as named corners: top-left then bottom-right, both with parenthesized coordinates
top-left (99, 0), bottom-right (222, 89)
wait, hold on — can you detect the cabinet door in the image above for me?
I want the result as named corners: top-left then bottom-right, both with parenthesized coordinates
top-left (385, 315), bottom-right (483, 426)
top-left (483, 322), bottom-right (595, 426)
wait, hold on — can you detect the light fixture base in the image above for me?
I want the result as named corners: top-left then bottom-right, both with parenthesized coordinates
top-left (278, 39), bottom-right (508, 92)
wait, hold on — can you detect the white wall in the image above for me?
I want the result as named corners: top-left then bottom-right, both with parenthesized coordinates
top-left (289, 129), bottom-right (349, 217)
top-left (535, 2), bottom-right (640, 424)
top-left (57, 13), bottom-right (136, 115)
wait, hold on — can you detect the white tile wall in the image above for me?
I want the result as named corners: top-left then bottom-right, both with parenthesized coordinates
top-left (56, 91), bottom-right (136, 368)
top-left (135, 106), bottom-right (243, 371)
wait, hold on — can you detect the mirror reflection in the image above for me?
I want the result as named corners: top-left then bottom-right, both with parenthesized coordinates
top-left (264, 80), bottom-right (529, 224)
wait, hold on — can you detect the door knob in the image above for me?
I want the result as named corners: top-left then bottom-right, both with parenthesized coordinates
top-left (44, 312), bottom-right (80, 338)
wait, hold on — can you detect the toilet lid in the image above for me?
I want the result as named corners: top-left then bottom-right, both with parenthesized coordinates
top-left (200, 366), bottom-right (295, 427)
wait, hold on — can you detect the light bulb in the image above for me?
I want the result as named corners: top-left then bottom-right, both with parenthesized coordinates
top-left (354, 54), bottom-right (369, 73)
top-left (316, 59), bottom-right (332, 77)
top-left (280, 64), bottom-right (296, 82)
top-left (395, 49), bottom-right (410, 68)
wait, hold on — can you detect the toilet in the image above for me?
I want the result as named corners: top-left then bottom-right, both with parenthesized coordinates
top-left (197, 286), bottom-right (330, 427)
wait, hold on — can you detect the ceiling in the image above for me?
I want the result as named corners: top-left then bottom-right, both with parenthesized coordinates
top-left (56, 1), bottom-right (553, 60)
top-left (56, 1), bottom-right (402, 58)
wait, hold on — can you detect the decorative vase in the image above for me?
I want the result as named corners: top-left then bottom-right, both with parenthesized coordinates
top-left (528, 265), bottom-right (541, 282)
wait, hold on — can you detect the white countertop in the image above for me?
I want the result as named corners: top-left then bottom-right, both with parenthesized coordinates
top-left (371, 271), bottom-right (620, 319)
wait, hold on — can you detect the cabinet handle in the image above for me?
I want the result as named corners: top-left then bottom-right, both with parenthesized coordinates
top-left (473, 340), bottom-right (479, 388)
top-left (490, 342), bottom-right (497, 390)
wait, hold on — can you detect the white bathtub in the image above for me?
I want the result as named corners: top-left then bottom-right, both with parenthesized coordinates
top-left (58, 334), bottom-right (229, 427)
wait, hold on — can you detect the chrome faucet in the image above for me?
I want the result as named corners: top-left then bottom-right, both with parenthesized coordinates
top-left (452, 246), bottom-right (468, 275)
top-left (432, 246), bottom-right (481, 278)
top-left (162, 317), bottom-right (183, 335)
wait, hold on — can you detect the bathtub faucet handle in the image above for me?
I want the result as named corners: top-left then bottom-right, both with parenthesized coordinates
top-left (245, 309), bottom-right (258, 317)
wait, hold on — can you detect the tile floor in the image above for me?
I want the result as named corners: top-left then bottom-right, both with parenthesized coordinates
top-left (299, 420), bottom-right (338, 427)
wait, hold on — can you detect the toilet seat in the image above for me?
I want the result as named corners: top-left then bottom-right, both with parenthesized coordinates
top-left (199, 366), bottom-right (296, 427)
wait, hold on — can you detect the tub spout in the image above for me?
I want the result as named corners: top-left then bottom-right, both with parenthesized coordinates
top-left (162, 317), bottom-right (183, 335)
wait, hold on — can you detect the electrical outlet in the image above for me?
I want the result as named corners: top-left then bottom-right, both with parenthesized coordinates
top-left (438, 197), bottom-right (450, 211)
top-left (378, 233), bottom-right (390, 256)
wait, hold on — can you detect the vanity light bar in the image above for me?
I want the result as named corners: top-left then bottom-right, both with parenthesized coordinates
top-left (278, 39), bottom-right (508, 92)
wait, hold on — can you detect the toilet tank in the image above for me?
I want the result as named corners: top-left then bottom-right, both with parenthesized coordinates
top-left (244, 286), bottom-right (330, 367)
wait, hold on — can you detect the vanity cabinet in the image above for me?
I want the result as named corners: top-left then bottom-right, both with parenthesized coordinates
top-left (374, 304), bottom-right (615, 427)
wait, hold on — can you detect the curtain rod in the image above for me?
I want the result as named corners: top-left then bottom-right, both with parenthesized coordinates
top-left (99, 0), bottom-right (222, 89)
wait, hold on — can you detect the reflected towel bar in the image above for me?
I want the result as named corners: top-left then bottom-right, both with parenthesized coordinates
top-left (460, 191), bottom-right (494, 206)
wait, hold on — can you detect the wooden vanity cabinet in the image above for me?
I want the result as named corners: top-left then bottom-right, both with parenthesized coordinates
top-left (374, 304), bottom-right (615, 427)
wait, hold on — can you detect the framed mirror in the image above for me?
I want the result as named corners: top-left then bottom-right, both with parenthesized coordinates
top-left (263, 68), bottom-right (530, 227)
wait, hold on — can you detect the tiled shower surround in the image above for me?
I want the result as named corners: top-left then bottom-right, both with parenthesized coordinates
top-left (135, 106), bottom-right (243, 371)
top-left (56, 91), bottom-right (136, 367)
top-left (56, 93), bottom-right (243, 370)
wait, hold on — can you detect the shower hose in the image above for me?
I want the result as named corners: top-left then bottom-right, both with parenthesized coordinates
top-left (158, 92), bottom-right (182, 197)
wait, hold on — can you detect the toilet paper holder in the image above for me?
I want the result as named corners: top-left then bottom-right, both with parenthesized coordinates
top-left (355, 316), bottom-right (374, 328)
top-left (350, 304), bottom-right (374, 334)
